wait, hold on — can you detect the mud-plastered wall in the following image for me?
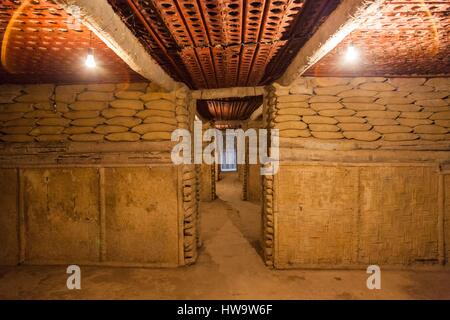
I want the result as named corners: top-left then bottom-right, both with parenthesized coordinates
top-left (0, 82), bottom-right (198, 267)
top-left (199, 121), bottom-right (216, 202)
top-left (264, 77), bottom-right (450, 268)
top-left (199, 163), bottom-right (216, 201)
top-left (242, 120), bottom-right (262, 203)
top-left (247, 165), bottom-right (262, 202)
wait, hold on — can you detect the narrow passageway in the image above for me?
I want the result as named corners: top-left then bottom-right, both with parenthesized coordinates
top-left (209, 172), bottom-right (262, 256)
top-left (0, 173), bottom-right (449, 299)
top-left (194, 172), bottom-right (269, 289)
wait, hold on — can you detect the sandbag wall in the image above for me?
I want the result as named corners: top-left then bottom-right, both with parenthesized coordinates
top-left (0, 82), bottom-right (199, 267)
top-left (263, 77), bottom-right (450, 268)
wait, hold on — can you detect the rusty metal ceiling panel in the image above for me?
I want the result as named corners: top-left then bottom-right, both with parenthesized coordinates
top-left (197, 96), bottom-right (263, 121)
top-left (3, 0), bottom-right (446, 87)
top-left (305, 0), bottom-right (450, 77)
top-left (109, 0), bottom-right (339, 89)
top-left (0, 0), bottom-right (144, 84)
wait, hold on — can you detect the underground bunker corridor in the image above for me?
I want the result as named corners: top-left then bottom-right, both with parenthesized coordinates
top-left (1, 172), bottom-right (450, 299)
top-left (0, 0), bottom-right (450, 303)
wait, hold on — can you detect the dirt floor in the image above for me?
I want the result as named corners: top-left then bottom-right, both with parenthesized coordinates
top-left (0, 172), bottom-right (449, 300)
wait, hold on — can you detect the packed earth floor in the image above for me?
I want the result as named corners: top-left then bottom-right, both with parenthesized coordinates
top-left (0, 173), bottom-right (449, 300)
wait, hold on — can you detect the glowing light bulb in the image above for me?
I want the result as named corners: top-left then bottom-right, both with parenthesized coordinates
top-left (85, 48), bottom-right (96, 68)
top-left (345, 44), bottom-right (359, 62)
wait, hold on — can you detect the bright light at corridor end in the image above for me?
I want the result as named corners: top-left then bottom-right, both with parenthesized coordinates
top-left (85, 48), bottom-right (96, 68)
top-left (344, 44), bottom-right (359, 62)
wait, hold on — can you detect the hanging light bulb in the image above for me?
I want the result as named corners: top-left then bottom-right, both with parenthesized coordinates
top-left (85, 31), bottom-right (96, 68)
top-left (344, 44), bottom-right (359, 62)
top-left (85, 47), bottom-right (96, 68)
